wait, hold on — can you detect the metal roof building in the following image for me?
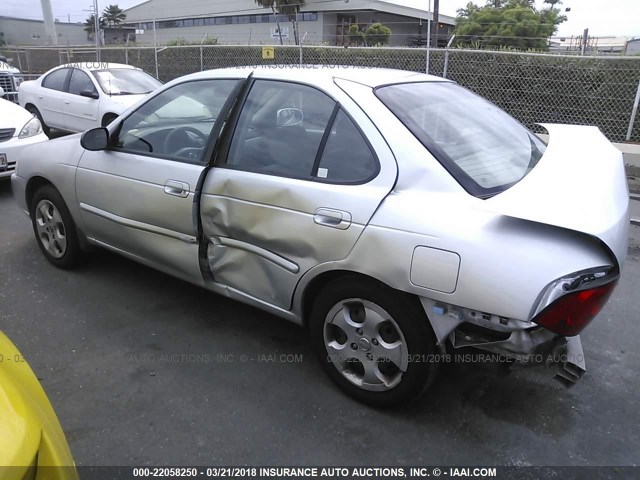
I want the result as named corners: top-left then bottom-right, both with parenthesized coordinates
top-left (123, 0), bottom-right (456, 46)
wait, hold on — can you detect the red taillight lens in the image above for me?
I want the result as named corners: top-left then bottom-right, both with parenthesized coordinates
top-left (532, 279), bottom-right (618, 336)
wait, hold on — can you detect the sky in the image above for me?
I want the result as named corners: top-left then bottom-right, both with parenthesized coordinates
top-left (0, 0), bottom-right (638, 38)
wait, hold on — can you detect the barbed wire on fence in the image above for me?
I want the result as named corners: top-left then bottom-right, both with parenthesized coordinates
top-left (2, 44), bottom-right (639, 143)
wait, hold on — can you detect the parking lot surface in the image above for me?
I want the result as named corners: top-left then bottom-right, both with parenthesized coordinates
top-left (1, 179), bottom-right (639, 467)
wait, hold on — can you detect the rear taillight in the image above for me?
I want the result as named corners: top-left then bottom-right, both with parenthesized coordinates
top-left (532, 278), bottom-right (618, 336)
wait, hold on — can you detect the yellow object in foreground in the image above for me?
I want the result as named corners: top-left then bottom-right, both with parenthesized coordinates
top-left (0, 331), bottom-right (78, 480)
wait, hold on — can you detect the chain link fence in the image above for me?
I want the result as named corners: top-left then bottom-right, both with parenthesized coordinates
top-left (3, 45), bottom-right (640, 143)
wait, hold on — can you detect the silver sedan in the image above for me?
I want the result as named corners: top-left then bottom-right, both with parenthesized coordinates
top-left (11, 66), bottom-right (629, 406)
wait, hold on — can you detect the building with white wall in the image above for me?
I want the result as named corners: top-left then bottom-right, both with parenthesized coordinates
top-left (123, 0), bottom-right (455, 46)
top-left (0, 16), bottom-right (89, 46)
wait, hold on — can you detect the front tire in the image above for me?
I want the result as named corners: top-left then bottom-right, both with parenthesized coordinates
top-left (309, 276), bottom-right (439, 407)
top-left (30, 185), bottom-right (84, 269)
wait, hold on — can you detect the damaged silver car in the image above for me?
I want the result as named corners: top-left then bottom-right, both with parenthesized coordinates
top-left (12, 67), bottom-right (629, 406)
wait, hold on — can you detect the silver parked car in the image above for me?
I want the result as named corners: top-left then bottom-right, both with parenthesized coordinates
top-left (11, 67), bottom-right (629, 406)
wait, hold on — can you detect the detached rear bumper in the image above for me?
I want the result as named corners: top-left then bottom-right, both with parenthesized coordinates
top-left (554, 335), bottom-right (586, 387)
top-left (450, 324), bottom-right (586, 387)
top-left (421, 296), bottom-right (588, 387)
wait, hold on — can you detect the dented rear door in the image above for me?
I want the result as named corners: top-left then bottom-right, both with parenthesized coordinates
top-left (199, 78), bottom-right (397, 310)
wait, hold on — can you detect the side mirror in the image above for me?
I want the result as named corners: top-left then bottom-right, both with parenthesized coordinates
top-left (276, 108), bottom-right (304, 128)
top-left (0, 86), bottom-right (4, 97)
top-left (80, 88), bottom-right (99, 99)
top-left (81, 127), bottom-right (109, 151)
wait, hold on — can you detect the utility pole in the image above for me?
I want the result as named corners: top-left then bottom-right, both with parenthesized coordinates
top-left (40, 0), bottom-right (58, 45)
top-left (580, 27), bottom-right (589, 55)
top-left (432, 0), bottom-right (439, 48)
top-left (93, 0), bottom-right (101, 60)
top-left (425, 0), bottom-right (431, 74)
top-left (272, 2), bottom-right (283, 46)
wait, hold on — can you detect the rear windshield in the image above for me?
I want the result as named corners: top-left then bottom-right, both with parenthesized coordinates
top-left (375, 82), bottom-right (546, 197)
top-left (92, 68), bottom-right (162, 96)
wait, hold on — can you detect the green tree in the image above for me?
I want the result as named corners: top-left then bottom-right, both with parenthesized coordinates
top-left (102, 5), bottom-right (126, 27)
top-left (456, 2), bottom-right (481, 17)
top-left (84, 14), bottom-right (106, 34)
top-left (253, 0), bottom-right (306, 45)
top-left (454, 0), bottom-right (567, 50)
top-left (364, 23), bottom-right (392, 46)
top-left (347, 24), bottom-right (364, 46)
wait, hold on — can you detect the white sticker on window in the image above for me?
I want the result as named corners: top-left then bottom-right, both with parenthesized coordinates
top-left (318, 168), bottom-right (328, 179)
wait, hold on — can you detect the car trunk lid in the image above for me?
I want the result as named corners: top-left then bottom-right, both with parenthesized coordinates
top-left (484, 124), bottom-right (629, 268)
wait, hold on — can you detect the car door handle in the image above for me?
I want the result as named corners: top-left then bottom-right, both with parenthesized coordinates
top-left (63, 100), bottom-right (70, 105)
top-left (314, 208), bottom-right (352, 230)
top-left (164, 180), bottom-right (190, 198)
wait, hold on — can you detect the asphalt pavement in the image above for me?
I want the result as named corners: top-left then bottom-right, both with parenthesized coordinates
top-left (1, 179), bottom-right (639, 467)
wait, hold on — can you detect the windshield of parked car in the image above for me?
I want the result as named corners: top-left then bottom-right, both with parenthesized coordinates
top-left (92, 68), bottom-right (162, 96)
top-left (375, 82), bottom-right (546, 197)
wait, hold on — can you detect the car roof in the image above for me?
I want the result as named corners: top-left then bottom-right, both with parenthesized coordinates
top-left (182, 66), bottom-right (448, 88)
top-left (59, 62), bottom-right (138, 72)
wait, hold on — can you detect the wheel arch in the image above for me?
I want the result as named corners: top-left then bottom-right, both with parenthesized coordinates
top-left (25, 176), bottom-right (56, 212)
top-left (300, 269), bottom-right (425, 327)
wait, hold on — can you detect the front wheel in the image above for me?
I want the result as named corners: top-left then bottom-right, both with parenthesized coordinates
top-left (309, 277), bottom-right (439, 407)
top-left (30, 185), bottom-right (84, 269)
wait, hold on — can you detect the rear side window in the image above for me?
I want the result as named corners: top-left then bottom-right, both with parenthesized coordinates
top-left (42, 68), bottom-right (70, 91)
top-left (375, 82), bottom-right (546, 197)
top-left (316, 110), bottom-right (378, 184)
top-left (226, 80), bottom-right (336, 179)
top-left (225, 80), bottom-right (378, 184)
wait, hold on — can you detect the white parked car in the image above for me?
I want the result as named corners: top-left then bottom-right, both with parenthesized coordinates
top-left (0, 86), bottom-right (48, 179)
top-left (0, 58), bottom-right (22, 103)
top-left (18, 62), bottom-right (162, 135)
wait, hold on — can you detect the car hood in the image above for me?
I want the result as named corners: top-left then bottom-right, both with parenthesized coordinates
top-left (484, 124), bottom-right (629, 268)
top-left (0, 98), bottom-right (34, 132)
top-left (0, 61), bottom-right (20, 73)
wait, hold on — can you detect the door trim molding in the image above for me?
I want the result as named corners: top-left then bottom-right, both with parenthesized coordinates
top-left (80, 202), bottom-right (198, 244)
top-left (209, 236), bottom-right (300, 274)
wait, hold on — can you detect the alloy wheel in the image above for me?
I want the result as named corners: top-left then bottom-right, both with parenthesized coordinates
top-left (323, 298), bottom-right (409, 392)
top-left (35, 199), bottom-right (67, 259)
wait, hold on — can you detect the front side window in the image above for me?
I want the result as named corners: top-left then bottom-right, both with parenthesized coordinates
top-left (375, 82), bottom-right (546, 197)
top-left (92, 68), bottom-right (162, 96)
top-left (226, 80), bottom-right (336, 179)
top-left (68, 69), bottom-right (97, 96)
top-left (42, 68), bottom-right (70, 91)
top-left (114, 79), bottom-right (239, 163)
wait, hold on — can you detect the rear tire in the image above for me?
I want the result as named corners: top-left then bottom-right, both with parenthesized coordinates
top-left (30, 185), bottom-right (84, 269)
top-left (309, 276), bottom-right (439, 407)
top-left (26, 105), bottom-right (50, 137)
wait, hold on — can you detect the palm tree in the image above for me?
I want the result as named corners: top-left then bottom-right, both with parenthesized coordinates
top-left (84, 14), bottom-right (106, 34)
top-left (102, 4), bottom-right (127, 28)
top-left (456, 2), bottom-right (480, 18)
top-left (253, 0), bottom-right (306, 45)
